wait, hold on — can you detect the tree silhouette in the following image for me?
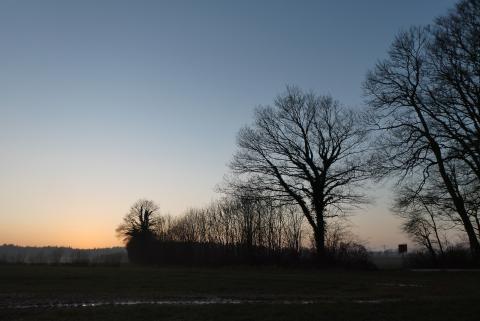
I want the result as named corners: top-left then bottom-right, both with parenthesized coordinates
top-left (230, 86), bottom-right (370, 260)
top-left (116, 199), bottom-right (163, 263)
top-left (393, 186), bottom-right (450, 260)
top-left (364, 0), bottom-right (480, 259)
top-left (116, 199), bottom-right (162, 241)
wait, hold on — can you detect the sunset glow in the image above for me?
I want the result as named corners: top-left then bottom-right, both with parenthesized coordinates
top-left (0, 0), bottom-right (457, 249)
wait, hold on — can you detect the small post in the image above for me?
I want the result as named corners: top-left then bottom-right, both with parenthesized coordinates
top-left (398, 244), bottom-right (407, 254)
top-left (398, 244), bottom-right (408, 266)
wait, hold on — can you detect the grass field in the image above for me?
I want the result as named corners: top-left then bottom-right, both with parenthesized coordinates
top-left (1, 264), bottom-right (479, 320)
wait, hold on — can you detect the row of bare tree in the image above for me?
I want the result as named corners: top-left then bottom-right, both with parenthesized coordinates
top-left (117, 198), bottom-right (369, 265)
top-left (117, 197), bottom-right (305, 259)
top-left (156, 197), bottom-right (305, 253)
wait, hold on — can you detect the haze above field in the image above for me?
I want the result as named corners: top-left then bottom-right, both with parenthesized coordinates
top-left (0, 0), bottom-right (457, 249)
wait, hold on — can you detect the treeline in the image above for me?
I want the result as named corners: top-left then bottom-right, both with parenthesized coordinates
top-left (0, 244), bottom-right (127, 265)
top-left (117, 198), bottom-right (371, 267)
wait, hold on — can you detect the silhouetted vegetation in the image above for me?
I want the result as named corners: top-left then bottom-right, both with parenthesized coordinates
top-left (117, 197), bottom-right (372, 268)
top-left (119, 0), bottom-right (480, 268)
top-left (405, 245), bottom-right (478, 269)
top-left (228, 87), bottom-right (371, 260)
top-left (364, 0), bottom-right (480, 263)
top-left (116, 199), bottom-right (163, 264)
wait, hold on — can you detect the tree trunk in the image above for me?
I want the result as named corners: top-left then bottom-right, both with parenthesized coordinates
top-left (430, 141), bottom-right (480, 260)
top-left (314, 229), bottom-right (325, 260)
top-left (425, 236), bottom-right (437, 263)
top-left (314, 213), bottom-right (326, 262)
top-left (413, 105), bottom-right (480, 261)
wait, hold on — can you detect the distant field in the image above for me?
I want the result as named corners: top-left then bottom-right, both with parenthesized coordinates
top-left (1, 265), bottom-right (479, 320)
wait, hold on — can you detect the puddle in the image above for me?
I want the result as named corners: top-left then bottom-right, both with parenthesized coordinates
top-left (5, 298), bottom-right (405, 309)
top-left (353, 299), bottom-right (401, 304)
top-left (6, 299), bottom-right (320, 309)
top-left (377, 283), bottom-right (422, 287)
top-left (9, 299), bottom-right (244, 309)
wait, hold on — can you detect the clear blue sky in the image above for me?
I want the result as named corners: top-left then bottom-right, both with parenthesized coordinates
top-left (0, 0), bottom-right (457, 248)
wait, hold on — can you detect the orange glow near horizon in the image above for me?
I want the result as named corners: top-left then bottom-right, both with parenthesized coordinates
top-left (0, 216), bottom-right (123, 249)
top-left (0, 199), bottom-right (408, 251)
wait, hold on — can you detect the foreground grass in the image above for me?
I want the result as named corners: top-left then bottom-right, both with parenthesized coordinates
top-left (0, 264), bottom-right (479, 320)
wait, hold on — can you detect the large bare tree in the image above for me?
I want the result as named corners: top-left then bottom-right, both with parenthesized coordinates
top-left (364, 0), bottom-right (480, 258)
top-left (230, 87), bottom-right (370, 259)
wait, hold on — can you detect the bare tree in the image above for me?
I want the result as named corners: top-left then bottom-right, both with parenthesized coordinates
top-left (394, 186), bottom-right (452, 259)
top-left (168, 209), bottom-right (203, 243)
top-left (283, 206), bottom-right (305, 252)
top-left (230, 86), bottom-right (370, 259)
top-left (116, 199), bottom-right (163, 242)
top-left (428, 0), bottom-right (480, 182)
top-left (214, 198), bottom-right (238, 246)
top-left (364, 0), bottom-right (480, 258)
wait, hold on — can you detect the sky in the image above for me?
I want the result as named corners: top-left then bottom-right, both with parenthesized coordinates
top-left (0, 0), bottom-right (457, 249)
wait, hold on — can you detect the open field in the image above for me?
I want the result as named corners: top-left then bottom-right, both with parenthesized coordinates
top-left (1, 265), bottom-right (479, 320)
